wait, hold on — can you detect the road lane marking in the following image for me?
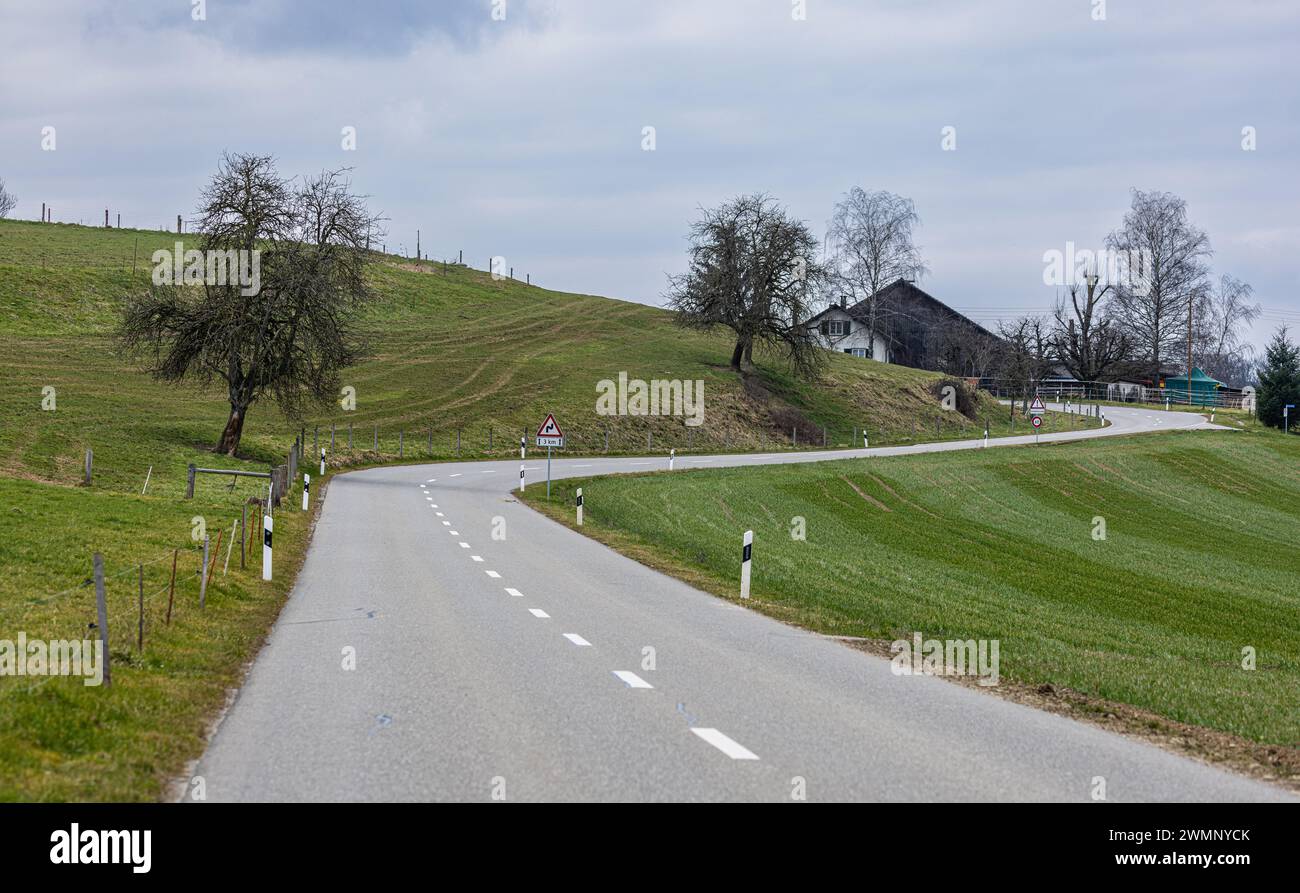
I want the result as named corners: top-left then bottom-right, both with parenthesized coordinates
top-left (691, 728), bottom-right (759, 760)
top-left (505, 588), bottom-right (523, 597)
top-left (471, 555), bottom-right (484, 562)
top-left (450, 530), bottom-right (459, 535)
top-left (485, 570), bottom-right (501, 578)
top-left (528, 608), bottom-right (550, 618)
top-left (481, 470), bottom-right (495, 473)
top-left (573, 464), bottom-right (593, 468)
top-left (436, 512), bottom-right (444, 516)
top-left (563, 633), bottom-right (591, 646)
top-left (459, 542), bottom-right (470, 548)
top-left (450, 473), bottom-right (462, 477)
top-left (442, 521), bottom-right (451, 526)
top-left (612, 671), bottom-right (653, 689)
top-left (426, 478), bottom-right (437, 483)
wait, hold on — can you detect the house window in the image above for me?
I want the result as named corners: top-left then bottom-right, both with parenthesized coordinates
top-left (846, 348), bottom-right (867, 358)
top-left (827, 320), bottom-right (848, 336)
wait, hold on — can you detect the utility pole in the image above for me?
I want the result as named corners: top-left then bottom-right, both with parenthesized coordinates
top-left (1187, 296), bottom-right (1194, 406)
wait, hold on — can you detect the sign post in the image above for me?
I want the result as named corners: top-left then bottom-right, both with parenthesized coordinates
top-left (1286, 404), bottom-right (1295, 435)
top-left (1029, 395), bottom-right (1045, 445)
top-left (535, 414), bottom-right (565, 497)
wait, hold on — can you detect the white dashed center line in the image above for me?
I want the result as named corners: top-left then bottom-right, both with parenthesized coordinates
top-left (612, 671), bottom-right (653, 689)
top-left (471, 555), bottom-right (484, 562)
top-left (458, 542), bottom-right (470, 549)
top-left (450, 473), bottom-right (462, 478)
top-left (504, 588), bottom-right (523, 597)
top-left (449, 530), bottom-right (459, 536)
top-left (442, 521), bottom-right (451, 526)
top-left (563, 633), bottom-right (591, 647)
top-left (528, 608), bottom-right (550, 618)
top-left (485, 570), bottom-right (501, 579)
top-left (691, 728), bottom-right (759, 760)
top-left (425, 478), bottom-right (437, 483)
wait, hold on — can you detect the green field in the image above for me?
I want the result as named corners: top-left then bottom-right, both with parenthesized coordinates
top-left (523, 431), bottom-right (1300, 748)
top-left (0, 218), bottom-right (1064, 800)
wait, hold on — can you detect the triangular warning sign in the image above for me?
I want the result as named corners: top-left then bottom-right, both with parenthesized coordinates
top-left (1029, 396), bottom-right (1046, 413)
top-left (536, 414), bottom-right (563, 438)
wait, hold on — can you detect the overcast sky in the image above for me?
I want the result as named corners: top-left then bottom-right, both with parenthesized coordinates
top-left (2, 0), bottom-right (1297, 347)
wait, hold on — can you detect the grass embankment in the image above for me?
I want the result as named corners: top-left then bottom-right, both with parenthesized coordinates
top-left (0, 218), bottom-right (1035, 800)
top-left (522, 431), bottom-right (1300, 761)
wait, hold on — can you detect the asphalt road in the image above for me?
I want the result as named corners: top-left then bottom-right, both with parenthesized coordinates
top-left (193, 403), bottom-right (1291, 802)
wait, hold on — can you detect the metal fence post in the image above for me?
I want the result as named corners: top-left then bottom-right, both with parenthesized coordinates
top-left (93, 553), bottom-right (111, 686)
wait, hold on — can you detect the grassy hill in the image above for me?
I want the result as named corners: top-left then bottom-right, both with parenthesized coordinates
top-left (0, 217), bottom-right (1068, 801)
top-left (523, 430), bottom-right (1300, 779)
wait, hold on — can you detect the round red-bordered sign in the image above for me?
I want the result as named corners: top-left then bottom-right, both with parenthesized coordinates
top-left (1031, 415), bottom-right (1042, 428)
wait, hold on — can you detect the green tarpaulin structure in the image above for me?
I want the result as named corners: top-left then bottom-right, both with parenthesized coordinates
top-left (1163, 367), bottom-right (1223, 406)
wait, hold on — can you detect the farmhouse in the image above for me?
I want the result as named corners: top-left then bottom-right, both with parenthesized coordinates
top-left (806, 278), bottom-right (1001, 377)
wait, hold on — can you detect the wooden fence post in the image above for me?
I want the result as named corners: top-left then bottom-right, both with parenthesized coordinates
top-left (240, 503), bottom-right (247, 569)
top-left (186, 463), bottom-right (196, 498)
top-left (138, 564), bottom-right (145, 652)
top-left (399, 430), bottom-right (404, 458)
top-left (165, 549), bottom-right (178, 625)
top-left (93, 553), bottom-right (111, 686)
top-left (84, 449), bottom-right (93, 486)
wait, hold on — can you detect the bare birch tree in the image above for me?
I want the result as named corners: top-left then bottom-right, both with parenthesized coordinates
top-left (825, 188), bottom-right (926, 357)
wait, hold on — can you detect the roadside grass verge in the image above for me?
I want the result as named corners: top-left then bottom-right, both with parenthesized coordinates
top-left (0, 475), bottom-right (313, 801)
top-left (521, 430), bottom-right (1300, 751)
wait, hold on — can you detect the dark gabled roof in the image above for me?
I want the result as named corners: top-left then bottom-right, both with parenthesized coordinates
top-left (843, 279), bottom-right (1000, 342)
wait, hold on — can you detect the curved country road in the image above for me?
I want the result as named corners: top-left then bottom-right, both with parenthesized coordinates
top-left (192, 403), bottom-right (1292, 802)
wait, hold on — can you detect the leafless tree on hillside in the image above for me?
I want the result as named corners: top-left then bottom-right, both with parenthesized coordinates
top-left (0, 178), bottom-right (16, 218)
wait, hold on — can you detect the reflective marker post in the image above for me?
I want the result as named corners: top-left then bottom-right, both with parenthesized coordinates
top-left (576, 488), bottom-right (583, 526)
top-left (262, 515), bottom-right (273, 581)
top-left (740, 530), bottom-right (753, 600)
top-left (302, 473), bottom-right (310, 511)
top-left (319, 448), bottom-right (325, 476)
top-left (547, 446), bottom-right (552, 498)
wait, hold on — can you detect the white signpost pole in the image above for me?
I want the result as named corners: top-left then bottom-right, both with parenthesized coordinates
top-left (302, 473), bottom-right (309, 512)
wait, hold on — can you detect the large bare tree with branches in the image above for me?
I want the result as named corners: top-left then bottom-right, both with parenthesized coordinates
top-left (1106, 189), bottom-right (1211, 385)
top-left (1193, 273), bottom-right (1260, 385)
top-left (667, 193), bottom-right (826, 378)
top-left (1050, 271), bottom-right (1131, 383)
top-left (825, 187), bottom-right (926, 357)
top-left (120, 153), bottom-right (383, 455)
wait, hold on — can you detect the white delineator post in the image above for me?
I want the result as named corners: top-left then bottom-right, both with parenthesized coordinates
top-left (669, 448), bottom-right (675, 471)
top-left (983, 427), bottom-right (989, 448)
top-left (262, 514), bottom-right (273, 581)
top-left (863, 430), bottom-right (868, 450)
top-left (319, 449), bottom-right (325, 476)
top-left (740, 530), bottom-right (753, 600)
top-left (520, 437), bottom-right (526, 460)
top-left (519, 463), bottom-right (525, 493)
top-left (576, 488), bottom-right (583, 526)
top-left (302, 473), bottom-right (310, 511)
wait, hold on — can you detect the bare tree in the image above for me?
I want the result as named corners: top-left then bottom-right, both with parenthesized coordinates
top-left (825, 188), bottom-right (926, 356)
top-left (997, 315), bottom-right (1054, 401)
top-left (120, 153), bottom-right (383, 455)
top-left (1050, 271), bottom-right (1131, 383)
top-left (0, 178), bottom-right (16, 218)
top-left (1106, 189), bottom-right (1212, 385)
top-left (667, 193), bottom-right (826, 378)
top-left (1195, 273), bottom-right (1260, 385)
